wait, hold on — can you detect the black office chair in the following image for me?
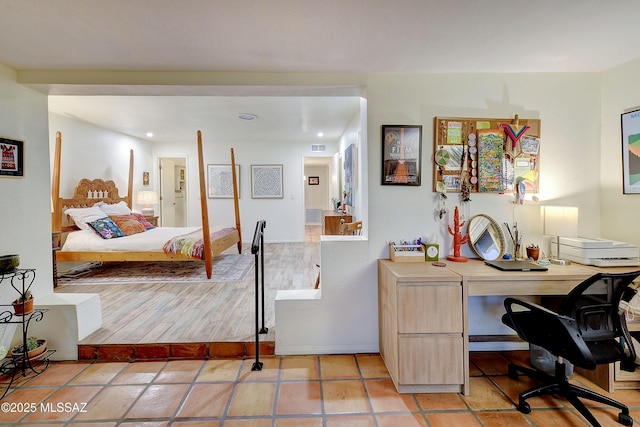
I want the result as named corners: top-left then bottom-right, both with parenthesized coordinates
top-left (502, 270), bottom-right (640, 427)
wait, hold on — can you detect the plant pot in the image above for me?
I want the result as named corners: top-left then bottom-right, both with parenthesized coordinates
top-left (12, 339), bottom-right (46, 360)
top-left (526, 247), bottom-right (540, 261)
top-left (12, 298), bottom-right (34, 316)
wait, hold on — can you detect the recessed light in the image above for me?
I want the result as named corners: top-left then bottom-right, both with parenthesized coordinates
top-left (237, 113), bottom-right (258, 121)
top-left (317, 132), bottom-right (324, 138)
top-left (146, 132), bottom-right (153, 137)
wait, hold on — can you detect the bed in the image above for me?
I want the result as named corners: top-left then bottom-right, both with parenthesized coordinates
top-left (51, 130), bottom-right (242, 279)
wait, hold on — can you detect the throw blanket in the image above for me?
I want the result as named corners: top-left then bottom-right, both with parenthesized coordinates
top-left (162, 227), bottom-right (236, 259)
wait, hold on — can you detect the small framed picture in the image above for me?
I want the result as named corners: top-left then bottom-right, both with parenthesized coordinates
top-left (308, 176), bottom-right (319, 185)
top-left (381, 125), bottom-right (422, 186)
top-left (0, 137), bottom-right (24, 178)
top-left (142, 171), bottom-right (150, 186)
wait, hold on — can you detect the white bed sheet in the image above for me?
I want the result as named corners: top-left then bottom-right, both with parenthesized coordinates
top-left (61, 226), bottom-right (228, 252)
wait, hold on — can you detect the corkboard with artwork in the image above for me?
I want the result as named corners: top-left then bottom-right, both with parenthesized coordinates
top-left (433, 116), bottom-right (541, 198)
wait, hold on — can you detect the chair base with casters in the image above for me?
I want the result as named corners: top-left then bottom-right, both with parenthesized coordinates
top-left (508, 356), bottom-right (633, 426)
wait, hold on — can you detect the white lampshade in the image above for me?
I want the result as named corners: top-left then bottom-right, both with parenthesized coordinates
top-left (137, 190), bottom-right (158, 215)
top-left (543, 206), bottom-right (579, 237)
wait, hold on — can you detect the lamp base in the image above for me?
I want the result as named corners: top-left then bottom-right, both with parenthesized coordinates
top-left (141, 207), bottom-right (154, 216)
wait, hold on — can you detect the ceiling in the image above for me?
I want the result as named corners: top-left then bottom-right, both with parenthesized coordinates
top-left (3, 1), bottom-right (640, 144)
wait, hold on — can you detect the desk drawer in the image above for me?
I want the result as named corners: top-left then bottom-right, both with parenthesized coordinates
top-left (397, 284), bottom-right (462, 334)
top-left (398, 336), bottom-right (464, 385)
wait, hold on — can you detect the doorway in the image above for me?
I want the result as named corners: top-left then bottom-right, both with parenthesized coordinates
top-left (159, 157), bottom-right (187, 227)
top-left (304, 157), bottom-right (332, 240)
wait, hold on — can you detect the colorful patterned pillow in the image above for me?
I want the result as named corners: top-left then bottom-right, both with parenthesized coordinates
top-left (132, 213), bottom-right (156, 230)
top-left (87, 217), bottom-right (126, 239)
top-left (109, 214), bottom-right (146, 236)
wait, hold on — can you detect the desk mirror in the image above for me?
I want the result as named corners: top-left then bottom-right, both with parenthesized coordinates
top-left (467, 214), bottom-right (505, 260)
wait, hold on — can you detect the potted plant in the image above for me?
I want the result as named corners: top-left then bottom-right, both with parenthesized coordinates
top-left (11, 336), bottom-right (46, 360)
top-left (12, 290), bottom-right (34, 316)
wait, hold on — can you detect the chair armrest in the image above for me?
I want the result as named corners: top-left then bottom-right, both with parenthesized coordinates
top-left (503, 297), bottom-right (596, 369)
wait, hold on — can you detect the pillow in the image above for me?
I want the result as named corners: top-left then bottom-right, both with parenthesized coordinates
top-left (87, 217), bottom-right (126, 239)
top-left (64, 206), bottom-right (108, 230)
top-left (132, 213), bottom-right (156, 230)
top-left (109, 214), bottom-right (146, 236)
top-left (98, 201), bottom-right (132, 216)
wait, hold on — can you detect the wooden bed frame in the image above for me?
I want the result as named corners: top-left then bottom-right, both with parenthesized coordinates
top-left (51, 130), bottom-right (242, 279)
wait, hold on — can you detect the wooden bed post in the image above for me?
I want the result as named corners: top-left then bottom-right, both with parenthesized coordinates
top-left (51, 132), bottom-right (62, 243)
top-left (197, 131), bottom-right (214, 279)
top-left (127, 149), bottom-right (134, 208)
top-left (231, 147), bottom-right (242, 254)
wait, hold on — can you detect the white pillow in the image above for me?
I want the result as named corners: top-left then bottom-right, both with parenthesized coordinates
top-left (64, 206), bottom-right (107, 230)
top-left (98, 201), bottom-right (131, 216)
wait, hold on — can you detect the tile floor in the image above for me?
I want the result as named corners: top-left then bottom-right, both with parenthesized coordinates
top-left (2, 351), bottom-right (640, 426)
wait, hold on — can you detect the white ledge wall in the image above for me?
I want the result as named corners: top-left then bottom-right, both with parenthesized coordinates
top-left (275, 236), bottom-right (376, 354)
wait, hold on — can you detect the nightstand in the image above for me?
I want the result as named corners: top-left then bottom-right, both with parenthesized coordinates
top-left (144, 215), bottom-right (159, 226)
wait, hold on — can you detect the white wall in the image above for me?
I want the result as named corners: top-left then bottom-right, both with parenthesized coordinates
top-left (48, 113), bottom-right (154, 209)
top-left (600, 57), bottom-right (640, 246)
top-left (0, 64), bottom-right (52, 303)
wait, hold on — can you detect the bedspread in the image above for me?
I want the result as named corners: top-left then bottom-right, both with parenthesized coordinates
top-left (162, 227), bottom-right (236, 259)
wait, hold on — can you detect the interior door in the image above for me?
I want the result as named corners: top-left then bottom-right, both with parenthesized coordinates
top-left (160, 158), bottom-right (177, 226)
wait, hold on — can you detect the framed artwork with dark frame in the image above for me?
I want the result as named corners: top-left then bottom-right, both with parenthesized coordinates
top-left (0, 137), bottom-right (24, 178)
top-left (308, 176), bottom-right (319, 185)
top-left (207, 164), bottom-right (241, 198)
top-left (621, 108), bottom-right (640, 194)
top-left (381, 125), bottom-right (422, 185)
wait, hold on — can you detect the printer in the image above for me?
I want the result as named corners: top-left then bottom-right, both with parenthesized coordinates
top-left (550, 236), bottom-right (640, 267)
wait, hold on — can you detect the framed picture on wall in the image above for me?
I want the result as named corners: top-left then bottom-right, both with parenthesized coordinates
top-left (381, 125), bottom-right (421, 185)
top-left (308, 176), bottom-right (319, 185)
top-left (207, 164), bottom-right (241, 198)
top-left (621, 108), bottom-right (640, 194)
top-left (0, 137), bottom-right (24, 178)
top-left (251, 164), bottom-right (283, 199)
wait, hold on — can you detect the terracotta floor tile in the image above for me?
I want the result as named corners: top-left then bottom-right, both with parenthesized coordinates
top-left (119, 422), bottom-right (169, 427)
top-left (222, 420), bottom-right (272, 427)
top-left (461, 377), bottom-right (513, 410)
top-left (365, 379), bottom-right (418, 413)
top-left (196, 358), bottom-right (243, 382)
top-left (171, 422), bottom-right (220, 427)
top-left (0, 386), bottom-right (58, 424)
top-left (276, 380), bottom-right (322, 415)
top-left (65, 422), bottom-right (117, 427)
top-left (125, 383), bottom-right (190, 419)
top-left (527, 408), bottom-right (591, 426)
top-left (274, 417), bottom-right (323, 427)
top-left (280, 355), bottom-right (319, 380)
top-left (356, 354), bottom-right (390, 379)
top-left (424, 412), bottom-right (481, 427)
top-left (175, 382), bottom-right (233, 418)
top-left (111, 361), bottom-right (165, 384)
top-left (322, 379), bottom-right (371, 414)
top-left (320, 355), bottom-right (360, 379)
top-left (237, 356), bottom-right (280, 382)
top-left (325, 414), bottom-right (376, 427)
top-left (69, 362), bottom-right (129, 385)
top-left (376, 413), bottom-right (428, 427)
top-left (415, 392), bottom-right (468, 410)
top-left (21, 385), bottom-right (102, 423)
top-left (227, 381), bottom-right (277, 417)
top-left (475, 410), bottom-right (535, 426)
top-left (73, 385), bottom-right (146, 421)
top-left (469, 351), bottom-right (512, 375)
top-left (491, 374), bottom-right (564, 409)
top-left (22, 362), bottom-right (90, 386)
top-left (153, 359), bottom-right (202, 383)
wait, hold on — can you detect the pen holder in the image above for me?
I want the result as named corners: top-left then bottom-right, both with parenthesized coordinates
top-left (389, 244), bottom-right (426, 262)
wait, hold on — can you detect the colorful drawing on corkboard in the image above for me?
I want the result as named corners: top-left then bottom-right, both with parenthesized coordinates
top-left (477, 129), bottom-right (504, 192)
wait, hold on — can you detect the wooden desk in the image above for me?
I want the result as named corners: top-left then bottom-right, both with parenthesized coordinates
top-left (321, 210), bottom-right (352, 235)
top-left (378, 258), bottom-right (632, 394)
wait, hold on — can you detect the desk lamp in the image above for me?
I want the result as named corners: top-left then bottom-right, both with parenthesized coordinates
top-left (137, 190), bottom-right (158, 216)
top-left (543, 206), bottom-right (578, 265)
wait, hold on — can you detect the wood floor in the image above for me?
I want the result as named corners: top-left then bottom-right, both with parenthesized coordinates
top-left (55, 225), bottom-right (322, 346)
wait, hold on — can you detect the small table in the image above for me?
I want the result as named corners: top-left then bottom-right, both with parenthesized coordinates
top-left (143, 215), bottom-right (159, 226)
